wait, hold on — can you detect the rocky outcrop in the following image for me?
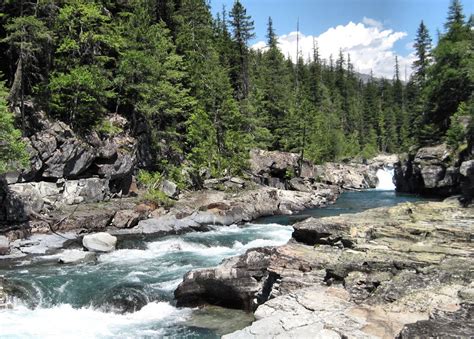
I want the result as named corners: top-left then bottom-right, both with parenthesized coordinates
top-left (175, 199), bottom-right (474, 337)
top-left (82, 232), bottom-right (117, 252)
top-left (394, 143), bottom-right (473, 198)
top-left (6, 111), bottom-right (136, 193)
top-left (114, 184), bottom-right (341, 238)
top-left (249, 149), bottom-right (398, 190)
top-left (249, 149), bottom-right (315, 189)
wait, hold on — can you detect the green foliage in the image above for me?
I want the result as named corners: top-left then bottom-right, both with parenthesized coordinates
top-left (0, 77), bottom-right (28, 174)
top-left (142, 189), bottom-right (175, 208)
top-left (445, 101), bottom-right (469, 150)
top-left (1, 0), bottom-right (471, 179)
top-left (95, 119), bottom-right (123, 137)
top-left (49, 66), bottom-right (113, 130)
top-left (137, 170), bottom-right (174, 208)
top-left (137, 170), bottom-right (162, 190)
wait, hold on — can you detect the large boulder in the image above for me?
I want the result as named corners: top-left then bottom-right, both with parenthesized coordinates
top-left (175, 247), bottom-right (274, 311)
top-left (8, 183), bottom-right (45, 214)
top-left (95, 152), bottom-right (134, 180)
top-left (249, 149), bottom-right (315, 188)
top-left (0, 236), bottom-right (10, 255)
top-left (161, 179), bottom-right (179, 199)
top-left (42, 139), bottom-right (96, 179)
top-left (62, 178), bottom-right (110, 205)
top-left (394, 144), bottom-right (466, 197)
top-left (82, 232), bottom-right (117, 252)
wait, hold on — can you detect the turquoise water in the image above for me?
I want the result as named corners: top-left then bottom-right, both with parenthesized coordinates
top-left (0, 190), bottom-right (429, 338)
top-left (255, 190), bottom-right (433, 225)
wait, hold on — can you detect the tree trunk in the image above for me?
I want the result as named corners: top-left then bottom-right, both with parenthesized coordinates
top-left (8, 58), bottom-right (22, 106)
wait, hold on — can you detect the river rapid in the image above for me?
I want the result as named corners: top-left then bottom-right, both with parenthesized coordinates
top-left (0, 169), bottom-right (430, 338)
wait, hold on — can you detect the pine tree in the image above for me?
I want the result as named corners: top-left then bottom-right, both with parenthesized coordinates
top-left (424, 0), bottom-right (472, 137)
top-left (229, 0), bottom-right (255, 99)
top-left (49, 0), bottom-right (117, 130)
top-left (3, 14), bottom-right (52, 135)
top-left (0, 75), bottom-right (28, 174)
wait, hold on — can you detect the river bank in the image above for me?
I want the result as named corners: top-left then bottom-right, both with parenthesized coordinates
top-left (175, 198), bottom-right (473, 338)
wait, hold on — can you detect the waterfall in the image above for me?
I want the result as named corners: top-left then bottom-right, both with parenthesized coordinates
top-left (375, 167), bottom-right (395, 190)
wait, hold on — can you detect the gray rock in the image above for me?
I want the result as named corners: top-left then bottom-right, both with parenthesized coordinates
top-left (421, 165), bottom-right (445, 188)
top-left (8, 183), bottom-right (44, 214)
top-left (112, 209), bottom-right (144, 229)
top-left (42, 139), bottom-right (96, 179)
top-left (460, 160), bottom-right (474, 178)
top-left (82, 232), bottom-right (117, 252)
top-left (62, 178), bottom-right (110, 205)
top-left (161, 179), bottom-right (179, 199)
top-left (415, 144), bottom-right (451, 165)
top-left (0, 236), bottom-right (9, 255)
top-left (96, 152), bottom-right (134, 180)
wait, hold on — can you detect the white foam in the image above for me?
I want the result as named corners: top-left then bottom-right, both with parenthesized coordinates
top-left (0, 302), bottom-right (189, 338)
top-left (375, 168), bottom-right (396, 190)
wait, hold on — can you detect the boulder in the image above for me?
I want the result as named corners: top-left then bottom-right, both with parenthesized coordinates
top-left (0, 178), bottom-right (29, 225)
top-left (112, 209), bottom-right (144, 228)
top-left (8, 183), bottom-right (44, 214)
top-left (82, 232), bottom-right (117, 252)
top-left (161, 179), bottom-right (179, 199)
top-left (314, 163), bottom-right (373, 189)
top-left (249, 149), bottom-right (315, 187)
top-left (62, 178), bottom-right (110, 205)
top-left (394, 144), bottom-right (467, 197)
top-left (420, 165), bottom-right (445, 188)
top-left (175, 247), bottom-right (274, 311)
top-left (42, 139), bottom-right (96, 179)
top-left (96, 152), bottom-right (134, 180)
top-left (460, 160), bottom-right (474, 178)
top-left (415, 144), bottom-right (451, 165)
top-left (0, 236), bottom-right (10, 255)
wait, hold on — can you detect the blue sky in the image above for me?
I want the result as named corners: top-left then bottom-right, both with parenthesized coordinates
top-left (210, 0), bottom-right (473, 78)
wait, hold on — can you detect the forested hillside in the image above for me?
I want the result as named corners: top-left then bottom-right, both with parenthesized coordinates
top-left (0, 0), bottom-right (472, 177)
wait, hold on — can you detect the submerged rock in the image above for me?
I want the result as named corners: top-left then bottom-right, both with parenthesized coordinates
top-left (82, 232), bottom-right (117, 252)
top-left (57, 250), bottom-right (97, 264)
top-left (93, 282), bottom-right (152, 314)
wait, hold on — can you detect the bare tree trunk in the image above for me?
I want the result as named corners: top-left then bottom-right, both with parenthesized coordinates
top-left (8, 59), bottom-right (22, 106)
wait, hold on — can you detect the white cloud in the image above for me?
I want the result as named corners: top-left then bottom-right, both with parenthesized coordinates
top-left (362, 17), bottom-right (383, 30)
top-left (252, 18), bottom-right (415, 79)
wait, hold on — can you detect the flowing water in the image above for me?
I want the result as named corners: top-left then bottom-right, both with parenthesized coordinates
top-left (0, 170), bottom-right (430, 338)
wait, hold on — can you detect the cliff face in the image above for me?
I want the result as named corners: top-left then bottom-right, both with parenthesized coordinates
top-left (394, 143), bottom-right (474, 200)
top-left (0, 107), bottom-right (138, 232)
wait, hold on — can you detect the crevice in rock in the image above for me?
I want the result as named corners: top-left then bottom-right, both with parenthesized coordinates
top-left (256, 271), bottom-right (281, 306)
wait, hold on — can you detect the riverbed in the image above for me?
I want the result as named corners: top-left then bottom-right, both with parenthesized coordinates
top-left (0, 186), bottom-right (430, 338)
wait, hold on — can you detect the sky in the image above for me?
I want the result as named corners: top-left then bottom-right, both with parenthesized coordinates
top-left (210, 0), bottom-right (474, 79)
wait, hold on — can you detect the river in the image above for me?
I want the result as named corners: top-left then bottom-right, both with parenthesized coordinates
top-left (0, 169), bottom-right (430, 338)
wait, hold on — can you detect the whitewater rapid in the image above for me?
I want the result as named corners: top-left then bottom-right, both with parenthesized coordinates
top-left (0, 223), bottom-right (293, 338)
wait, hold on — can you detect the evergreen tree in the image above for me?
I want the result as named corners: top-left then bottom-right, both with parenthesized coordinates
top-left (229, 0), bottom-right (255, 99)
top-left (0, 75), bottom-right (28, 174)
top-left (3, 14), bottom-right (52, 134)
top-left (424, 0), bottom-right (472, 137)
top-left (49, 0), bottom-right (117, 130)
